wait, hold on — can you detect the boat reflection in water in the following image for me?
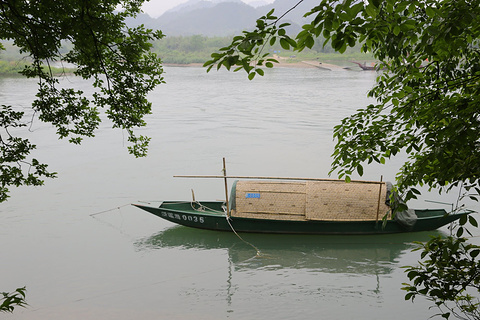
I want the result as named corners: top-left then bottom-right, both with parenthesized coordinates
top-left (135, 225), bottom-right (445, 275)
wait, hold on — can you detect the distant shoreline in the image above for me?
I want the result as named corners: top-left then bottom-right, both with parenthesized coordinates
top-left (0, 60), bottom-right (370, 76)
top-left (164, 60), bottom-right (365, 71)
top-left (164, 61), bottom-right (326, 69)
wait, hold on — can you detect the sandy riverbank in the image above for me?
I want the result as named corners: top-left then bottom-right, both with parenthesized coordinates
top-left (165, 60), bottom-right (360, 71)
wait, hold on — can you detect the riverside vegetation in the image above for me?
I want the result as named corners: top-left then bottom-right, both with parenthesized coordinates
top-left (0, 35), bottom-right (374, 73)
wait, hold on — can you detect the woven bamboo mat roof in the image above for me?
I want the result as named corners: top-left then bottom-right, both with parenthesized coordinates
top-left (231, 180), bottom-right (390, 221)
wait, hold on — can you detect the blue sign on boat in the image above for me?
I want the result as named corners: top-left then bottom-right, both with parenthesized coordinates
top-left (246, 193), bottom-right (261, 199)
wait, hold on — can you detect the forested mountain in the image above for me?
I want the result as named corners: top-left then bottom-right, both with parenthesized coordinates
top-left (128, 0), bottom-right (319, 36)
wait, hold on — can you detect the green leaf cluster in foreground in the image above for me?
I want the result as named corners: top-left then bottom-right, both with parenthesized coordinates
top-left (0, 0), bottom-right (165, 202)
top-left (403, 235), bottom-right (480, 320)
top-left (1, 287), bottom-right (27, 313)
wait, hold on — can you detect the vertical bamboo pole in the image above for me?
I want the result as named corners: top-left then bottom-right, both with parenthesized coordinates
top-left (376, 175), bottom-right (384, 223)
top-left (223, 157), bottom-right (230, 217)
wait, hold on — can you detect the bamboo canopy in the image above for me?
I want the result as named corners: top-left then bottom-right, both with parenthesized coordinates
top-left (229, 180), bottom-right (390, 222)
top-left (174, 159), bottom-right (388, 221)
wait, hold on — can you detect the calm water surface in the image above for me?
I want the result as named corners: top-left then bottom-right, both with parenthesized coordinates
top-left (1, 67), bottom-right (477, 319)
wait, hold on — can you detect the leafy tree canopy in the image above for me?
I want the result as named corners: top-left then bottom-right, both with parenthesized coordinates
top-left (205, 0), bottom-right (480, 202)
top-left (403, 235), bottom-right (480, 320)
top-left (0, 0), bottom-right (164, 202)
top-left (205, 0), bottom-right (480, 318)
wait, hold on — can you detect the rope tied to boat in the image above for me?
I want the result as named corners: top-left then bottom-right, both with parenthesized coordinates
top-left (186, 200), bottom-right (264, 258)
top-left (187, 199), bottom-right (262, 256)
top-left (190, 201), bottom-right (223, 213)
top-left (90, 203), bottom-right (131, 216)
top-left (222, 208), bottom-right (262, 257)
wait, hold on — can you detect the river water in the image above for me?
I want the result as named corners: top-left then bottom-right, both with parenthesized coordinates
top-left (1, 66), bottom-right (477, 319)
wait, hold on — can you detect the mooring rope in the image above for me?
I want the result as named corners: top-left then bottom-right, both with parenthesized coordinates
top-left (88, 204), bottom-right (136, 240)
top-left (190, 201), bottom-right (224, 213)
top-left (91, 201), bottom-right (266, 258)
top-left (188, 201), bottom-right (263, 256)
top-left (223, 214), bottom-right (262, 257)
top-left (89, 203), bottom-right (131, 216)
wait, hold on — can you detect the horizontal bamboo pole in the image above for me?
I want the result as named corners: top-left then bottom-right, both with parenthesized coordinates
top-left (173, 175), bottom-right (384, 185)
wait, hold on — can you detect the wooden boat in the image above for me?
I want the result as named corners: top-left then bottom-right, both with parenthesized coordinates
top-left (133, 179), bottom-right (471, 235)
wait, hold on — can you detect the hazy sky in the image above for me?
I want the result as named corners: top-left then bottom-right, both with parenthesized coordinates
top-left (142, 0), bottom-right (274, 17)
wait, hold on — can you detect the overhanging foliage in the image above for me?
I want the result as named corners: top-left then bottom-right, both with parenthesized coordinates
top-left (205, 0), bottom-right (480, 201)
top-left (0, 0), bottom-right (164, 202)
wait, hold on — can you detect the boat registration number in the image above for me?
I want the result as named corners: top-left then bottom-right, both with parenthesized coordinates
top-left (160, 211), bottom-right (205, 224)
top-left (245, 193), bottom-right (261, 199)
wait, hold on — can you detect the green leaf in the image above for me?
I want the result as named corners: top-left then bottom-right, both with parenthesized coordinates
top-left (305, 35), bottom-right (315, 49)
top-left (457, 227), bottom-right (464, 237)
top-left (425, 6), bottom-right (435, 18)
top-left (365, 4), bottom-right (377, 18)
top-left (393, 25), bottom-right (400, 36)
top-left (470, 249), bottom-right (480, 258)
top-left (280, 38), bottom-right (291, 50)
top-left (411, 188), bottom-right (421, 195)
top-left (407, 270), bottom-right (418, 279)
top-left (405, 292), bottom-right (415, 301)
top-left (468, 215), bottom-right (478, 227)
top-left (357, 164), bottom-right (364, 176)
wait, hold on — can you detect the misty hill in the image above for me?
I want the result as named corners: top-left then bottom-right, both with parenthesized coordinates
top-left (164, 0), bottom-right (244, 15)
top-left (158, 2), bottom-right (259, 36)
top-left (129, 0), bottom-right (320, 37)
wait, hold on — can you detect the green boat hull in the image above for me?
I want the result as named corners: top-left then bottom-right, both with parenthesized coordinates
top-left (133, 201), bottom-right (469, 235)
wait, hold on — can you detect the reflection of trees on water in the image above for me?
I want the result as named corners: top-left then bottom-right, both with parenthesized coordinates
top-left (135, 226), bottom-right (445, 275)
